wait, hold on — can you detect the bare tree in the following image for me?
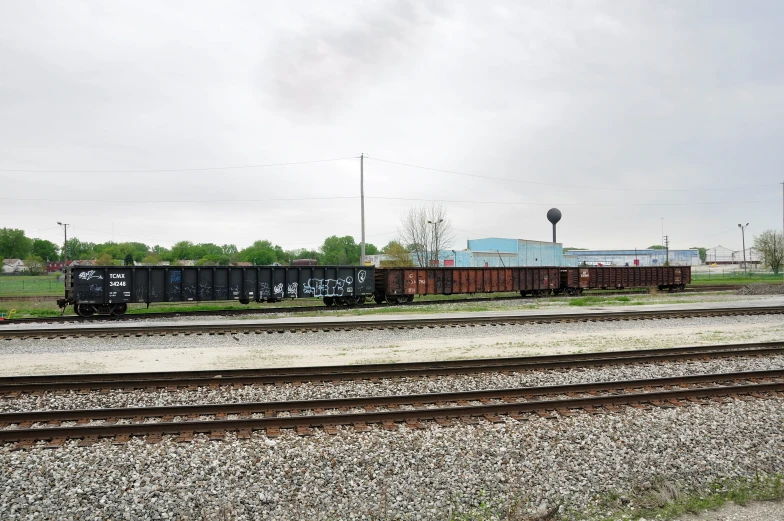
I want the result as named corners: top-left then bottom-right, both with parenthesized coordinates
top-left (754, 230), bottom-right (784, 274)
top-left (398, 204), bottom-right (455, 267)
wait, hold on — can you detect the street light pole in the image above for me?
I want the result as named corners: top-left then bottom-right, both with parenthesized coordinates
top-left (738, 223), bottom-right (749, 274)
top-left (427, 219), bottom-right (443, 267)
top-left (57, 222), bottom-right (69, 268)
top-left (360, 153), bottom-right (366, 266)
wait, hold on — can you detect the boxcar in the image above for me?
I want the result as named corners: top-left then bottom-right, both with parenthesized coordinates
top-left (374, 267), bottom-right (560, 304)
top-left (59, 265), bottom-right (375, 317)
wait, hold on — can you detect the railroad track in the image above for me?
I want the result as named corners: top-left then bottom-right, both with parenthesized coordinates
top-left (0, 284), bottom-right (740, 324)
top-left (2, 370), bottom-right (781, 448)
top-left (2, 341), bottom-right (782, 395)
top-left (2, 305), bottom-right (783, 340)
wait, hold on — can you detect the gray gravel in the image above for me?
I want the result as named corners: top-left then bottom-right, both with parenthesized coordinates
top-left (2, 355), bottom-right (783, 414)
top-left (1, 397), bottom-right (781, 520)
top-left (3, 313), bottom-right (784, 356)
top-left (737, 284), bottom-right (784, 296)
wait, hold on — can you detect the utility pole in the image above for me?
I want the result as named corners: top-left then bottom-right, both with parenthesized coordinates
top-left (738, 223), bottom-right (749, 274)
top-left (360, 153), bottom-right (366, 266)
top-left (428, 219), bottom-right (443, 266)
top-left (661, 217), bottom-right (664, 248)
top-left (57, 222), bottom-right (69, 268)
top-left (664, 235), bottom-right (669, 265)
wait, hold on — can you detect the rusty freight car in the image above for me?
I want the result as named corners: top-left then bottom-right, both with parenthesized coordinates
top-left (374, 267), bottom-right (560, 304)
top-left (561, 266), bottom-right (690, 293)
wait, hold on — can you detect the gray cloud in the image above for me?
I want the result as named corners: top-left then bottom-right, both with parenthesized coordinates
top-left (0, 0), bottom-right (782, 253)
top-left (263, 0), bottom-right (448, 117)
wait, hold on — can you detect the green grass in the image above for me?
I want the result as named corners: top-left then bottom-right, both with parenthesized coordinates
top-left (691, 272), bottom-right (783, 284)
top-left (582, 474), bottom-right (784, 521)
top-left (443, 474), bottom-right (784, 521)
top-left (0, 274), bottom-right (64, 296)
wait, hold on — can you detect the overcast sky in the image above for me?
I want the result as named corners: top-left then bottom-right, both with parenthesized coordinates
top-left (1, 1), bottom-right (782, 253)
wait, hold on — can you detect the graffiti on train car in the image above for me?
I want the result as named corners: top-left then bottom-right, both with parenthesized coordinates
top-left (302, 277), bottom-right (354, 297)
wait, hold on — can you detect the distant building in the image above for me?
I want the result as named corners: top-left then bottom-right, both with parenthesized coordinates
top-left (705, 245), bottom-right (735, 264)
top-left (364, 238), bottom-right (574, 267)
top-left (568, 249), bottom-right (700, 267)
top-left (733, 248), bottom-right (761, 265)
top-left (2, 259), bottom-right (25, 274)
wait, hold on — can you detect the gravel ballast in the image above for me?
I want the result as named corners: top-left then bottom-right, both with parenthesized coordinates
top-left (1, 398), bottom-right (782, 520)
top-left (737, 284), bottom-right (784, 296)
top-left (2, 355), bottom-right (783, 414)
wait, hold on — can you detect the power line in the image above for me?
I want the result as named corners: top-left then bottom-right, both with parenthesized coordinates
top-left (1, 195), bottom-right (778, 207)
top-left (0, 196), bottom-right (359, 203)
top-left (0, 157), bottom-right (355, 173)
top-left (368, 157), bottom-right (777, 193)
top-left (368, 196), bottom-right (779, 207)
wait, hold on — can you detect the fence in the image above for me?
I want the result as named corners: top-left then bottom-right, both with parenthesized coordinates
top-left (691, 269), bottom-right (782, 281)
top-left (0, 275), bottom-right (65, 296)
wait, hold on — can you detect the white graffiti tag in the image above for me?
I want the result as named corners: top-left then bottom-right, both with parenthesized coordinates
top-left (358, 270), bottom-right (366, 283)
top-left (78, 270), bottom-right (102, 281)
top-left (302, 278), bottom-right (348, 297)
top-left (287, 282), bottom-right (298, 296)
top-left (273, 283), bottom-right (284, 295)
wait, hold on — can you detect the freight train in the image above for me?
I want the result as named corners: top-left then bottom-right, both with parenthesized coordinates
top-left (57, 265), bottom-right (690, 317)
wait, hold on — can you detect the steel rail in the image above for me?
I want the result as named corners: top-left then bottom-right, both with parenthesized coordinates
top-left (0, 284), bottom-right (741, 324)
top-left (1, 342), bottom-right (782, 395)
top-left (1, 369), bottom-right (780, 427)
top-left (2, 373), bottom-right (781, 444)
top-left (3, 305), bottom-right (784, 341)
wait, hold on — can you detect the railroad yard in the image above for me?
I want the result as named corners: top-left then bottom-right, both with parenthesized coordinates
top-left (0, 290), bottom-right (781, 520)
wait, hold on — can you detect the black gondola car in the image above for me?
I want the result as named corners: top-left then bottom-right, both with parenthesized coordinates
top-left (59, 265), bottom-right (375, 317)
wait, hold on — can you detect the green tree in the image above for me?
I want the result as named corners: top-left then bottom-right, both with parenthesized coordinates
top-left (380, 241), bottom-right (413, 267)
top-left (320, 236), bottom-right (360, 264)
top-left (647, 245), bottom-right (666, 250)
top-left (124, 253), bottom-right (135, 266)
top-left (64, 238), bottom-right (95, 260)
top-left (381, 240), bottom-right (404, 254)
top-left (221, 244), bottom-right (238, 256)
top-left (152, 245), bottom-right (173, 262)
top-left (141, 254), bottom-right (161, 265)
top-left (196, 254), bottom-right (231, 266)
top-left (24, 255), bottom-right (45, 275)
top-left (239, 240), bottom-right (281, 265)
top-left (754, 230), bottom-right (784, 274)
top-left (171, 241), bottom-right (195, 260)
top-left (31, 239), bottom-right (59, 262)
top-left (690, 246), bottom-right (707, 264)
top-left (0, 228), bottom-right (33, 259)
top-left (95, 252), bottom-right (114, 265)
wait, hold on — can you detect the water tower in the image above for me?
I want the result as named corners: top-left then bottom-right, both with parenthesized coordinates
top-left (547, 208), bottom-right (561, 243)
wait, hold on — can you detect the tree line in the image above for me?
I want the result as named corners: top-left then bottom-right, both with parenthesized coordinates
top-left (0, 227), bottom-right (387, 272)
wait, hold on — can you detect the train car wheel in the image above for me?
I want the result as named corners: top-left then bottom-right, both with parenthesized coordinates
top-left (111, 303), bottom-right (128, 316)
top-left (404, 295), bottom-right (414, 303)
top-left (323, 297), bottom-right (335, 307)
top-left (386, 296), bottom-right (400, 305)
top-left (75, 304), bottom-right (94, 318)
top-left (344, 297), bottom-right (357, 307)
top-left (519, 291), bottom-right (528, 298)
top-left (239, 298), bottom-right (250, 305)
top-left (374, 294), bottom-right (385, 305)
top-left (357, 296), bottom-right (367, 305)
